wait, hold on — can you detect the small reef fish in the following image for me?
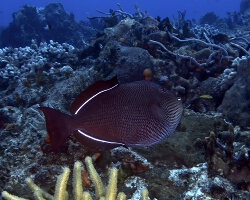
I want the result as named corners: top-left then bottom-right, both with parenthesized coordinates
top-left (44, 23), bottom-right (52, 30)
top-left (199, 94), bottom-right (213, 99)
top-left (39, 76), bottom-right (183, 151)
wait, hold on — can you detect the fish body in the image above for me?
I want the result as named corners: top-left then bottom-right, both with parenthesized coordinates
top-left (39, 77), bottom-right (183, 151)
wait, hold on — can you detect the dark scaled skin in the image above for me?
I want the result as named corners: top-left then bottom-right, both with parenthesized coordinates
top-left (39, 77), bottom-right (183, 151)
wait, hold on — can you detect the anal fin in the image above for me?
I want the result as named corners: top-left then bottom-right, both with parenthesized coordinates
top-left (73, 129), bottom-right (125, 151)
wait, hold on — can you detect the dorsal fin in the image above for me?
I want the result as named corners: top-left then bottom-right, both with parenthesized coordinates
top-left (70, 76), bottom-right (119, 114)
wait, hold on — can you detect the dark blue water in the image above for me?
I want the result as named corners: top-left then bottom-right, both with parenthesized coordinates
top-left (0, 0), bottom-right (240, 26)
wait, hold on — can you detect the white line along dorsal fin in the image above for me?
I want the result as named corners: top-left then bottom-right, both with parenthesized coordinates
top-left (74, 84), bottom-right (118, 114)
top-left (69, 76), bottom-right (119, 115)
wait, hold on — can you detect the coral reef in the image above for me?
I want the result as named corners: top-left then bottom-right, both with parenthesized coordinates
top-left (0, 3), bottom-right (95, 48)
top-left (2, 157), bottom-right (149, 200)
top-left (85, 13), bottom-right (248, 116)
top-left (218, 56), bottom-right (250, 127)
top-left (200, 12), bottom-right (219, 25)
top-left (240, 0), bottom-right (250, 14)
top-left (0, 40), bottom-right (78, 90)
top-left (80, 5), bottom-right (250, 118)
top-left (0, 3), bottom-right (249, 200)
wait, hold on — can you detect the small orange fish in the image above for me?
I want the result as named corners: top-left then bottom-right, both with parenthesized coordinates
top-left (143, 68), bottom-right (152, 80)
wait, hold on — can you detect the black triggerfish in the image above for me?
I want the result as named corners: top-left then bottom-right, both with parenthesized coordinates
top-left (39, 76), bottom-right (183, 151)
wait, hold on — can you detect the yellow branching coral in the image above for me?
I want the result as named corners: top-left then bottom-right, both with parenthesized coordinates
top-left (140, 188), bottom-right (149, 200)
top-left (85, 156), bottom-right (105, 199)
top-left (82, 191), bottom-right (93, 200)
top-left (73, 161), bottom-right (83, 200)
top-left (54, 167), bottom-right (70, 200)
top-left (117, 192), bottom-right (126, 200)
top-left (105, 168), bottom-right (118, 200)
top-left (2, 156), bottom-right (150, 200)
top-left (26, 177), bottom-right (53, 200)
top-left (1, 191), bottom-right (28, 200)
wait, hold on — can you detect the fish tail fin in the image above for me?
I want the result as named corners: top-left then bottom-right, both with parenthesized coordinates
top-left (38, 107), bottom-right (73, 151)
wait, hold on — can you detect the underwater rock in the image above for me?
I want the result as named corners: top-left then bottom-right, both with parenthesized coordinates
top-left (0, 68), bottom-right (98, 198)
top-left (0, 3), bottom-right (95, 48)
top-left (194, 48), bottom-right (212, 60)
top-left (136, 109), bottom-right (229, 168)
top-left (148, 31), bottom-right (169, 44)
top-left (59, 65), bottom-right (73, 76)
top-left (139, 16), bottom-right (159, 29)
top-left (103, 18), bottom-right (146, 48)
top-left (0, 108), bottom-right (230, 199)
top-left (199, 12), bottom-right (219, 25)
top-left (199, 67), bottom-right (237, 109)
top-left (240, 0), bottom-right (250, 14)
top-left (104, 18), bottom-right (138, 40)
top-left (42, 67), bottom-right (97, 113)
top-left (91, 33), bottom-right (155, 83)
top-left (218, 56), bottom-right (250, 127)
top-left (203, 126), bottom-right (250, 192)
top-left (107, 45), bottom-right (154, 83)
top-left (0, 40), bottom-right (82, 109)
top-left (212, 33), bottom-right (229, 43)
top-left (168, 163), bottom-right (249, 199)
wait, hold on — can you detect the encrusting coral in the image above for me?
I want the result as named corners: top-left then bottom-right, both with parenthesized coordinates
top-left (1, 156), bottom-right (149, 200)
